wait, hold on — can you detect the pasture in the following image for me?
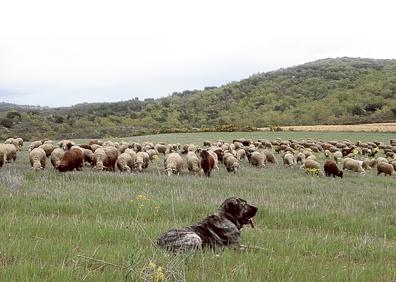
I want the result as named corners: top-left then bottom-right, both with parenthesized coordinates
top-left (0, 131), bottom-right (396, 281)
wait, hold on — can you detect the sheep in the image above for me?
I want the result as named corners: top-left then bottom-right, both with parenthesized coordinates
top-left (203, 140), bottom-right (211, 147)
top-left (116, 151), bottom-right (136, 172)
top-left (135, 151), bottom-right (150, 172)
top-left (333, 151), bottom-right (343, 163)
top-left (324, 149), bottom-right (331, 158)
top-left (223, 152), bottom-right (240, 173)
top-left (50, 148), bottom-right (65, 168)
top-left (82, 148), bottom-right (95, 166)
top-left (301, 159), bottom-right (324, 176)
top-left (28, 140), bottom-right (43, 151)
top-left (208, 150), bottom-right (219, 170)
top-left (39, 143), bottom-right (55, 157)
top-left (377, 162), bottom-right (396, 176)
top-left (5, 138), bottom-right (19, 150)
top-left (324, 160), bottom-right (343, 178)
top-left (95, 146), bottom-right (119, 171)
top-left (89, 139), bottom-right (104, 146)
top-left (283, 153), bottom-right (295, 166)
top-left (145, 148), bottom-right (158, 162)
top-left (296, 152), bottom-right (305, 165)
top-left (29, 148), bottom-right (46, 171)
top-left (212, 148), bottom-right (224, 162)
top-left (186, 151), bottom-right (200, 175)
top-left (343, 158), bottom-right (365, 174)
top-left (376, 157), bottom-right (388, 164)
top-left (56, 148), bottom-right (84, 172)
top-left (0, 144), bottom-right (17, 163)
top-left (200, 149), bottom-right (215, 177)
top-left (164, 153), bottom-right (183, 176)
top-left (236, 148), bottom-right (247, 161)
top-left (260, 151), bottom-right (274, 165)
top-left (15, 137), bottom-right (23, 149)
top-left (90, 144), bottom-right (102, 152)
top-left (58, 140), bottom-right (75, 150)
top-left (94, 148), bottom-right (107, 171)
top-left (247, 151), bottom-right (265, 168)
top-left (155, 144), bottom-right (168, 155)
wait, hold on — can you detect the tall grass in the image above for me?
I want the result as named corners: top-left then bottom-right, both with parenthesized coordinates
top-left (0, 132), bottom-right (395, 281)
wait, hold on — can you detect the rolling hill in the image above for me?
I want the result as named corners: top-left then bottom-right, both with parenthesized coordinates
top-left (1, 57), bottom-right (396, 140)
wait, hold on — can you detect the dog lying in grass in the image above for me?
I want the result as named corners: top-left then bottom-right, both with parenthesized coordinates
top-left (156, 197), bottom-right (258, 252)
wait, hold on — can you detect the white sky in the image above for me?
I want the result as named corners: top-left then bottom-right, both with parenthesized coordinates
top-left (0, 0), bottom-right (395, 107)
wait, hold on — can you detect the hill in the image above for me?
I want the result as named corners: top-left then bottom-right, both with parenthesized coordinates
top-left (1, 57), bottom-right (396, 140)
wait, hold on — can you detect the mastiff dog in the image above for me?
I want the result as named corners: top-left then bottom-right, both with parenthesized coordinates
top-left (156, 197), bottom-right (258, 252)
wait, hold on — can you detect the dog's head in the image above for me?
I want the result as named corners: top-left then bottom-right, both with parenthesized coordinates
top-left (218, 197), bottom-right (258, 229)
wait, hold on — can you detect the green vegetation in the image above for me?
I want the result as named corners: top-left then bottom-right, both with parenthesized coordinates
top-left (1, 57), bottom-right (396, 140)
top-left (0, 131), bottom-right (395, 281)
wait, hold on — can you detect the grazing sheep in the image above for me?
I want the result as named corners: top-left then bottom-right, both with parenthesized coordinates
top-left (247, 151), bottom-right (265, 168)
top-left (377, 162), bottom-right (396, 176)
top-left (203, 140), bottom-right (211, 147)
top-left (164, 153), bottom-right (183, 176)
top-left (296, 152), bottom-right (305, 165)
top-left (186, 151), bottom-right (200, 174)
top-left (82, 148), bottom-right (95, 166)
top-left (212, 148), bottom-right (224, 162)
top-left (155, 144), bottom-right (168, 155)
top-left (5, 138), bottom-right (19, 150)
top-left (283, 153), bottom-right (295, 166)
top-left (262, 150), bottom-right (276, 165)
top-left (324, 149), bottom-right (331, 158)
top-left (28, 140), bottom-right (43, 151)
top-left (29, 148), bottom-right (46, 171)
top-left (200, 150), bottom-right (215, 177)
top-left (0, 144), bottom-right (17, 163)
top-left (301, 159), bottom-right (324, 176)
top-left (333, 151), bottom-right (343, 163)
top-left (117, 152), bottom-right (136, 172)
top-left (15, 137), bottom-right (23, 149)
top-left (50, 148), bottom-right (65, 168)
top-left (89, 139), bottom-right (104, 146)
top-left (324, 160), bottom-right (343, 178)
top-left (94, 148), bottom-right (107, 171)
top-left (223, 152), bottom-right (240, 173)
top-left (236, 148), bottom-right (247, 161)
top-left (135, 151), bottom-right (150, 172)
top-left (376, 157), bottom-right (388, 164)
top-left (343, 158), bottom-right (365, 174)
top-left (39, 143), bottom-right (55, 157)
top-left (102, 146), bottom-right (119, 171)
top-left (145, 148), bottom-right (158, 162)
top-left (56, 148), bottom-right (84, 172)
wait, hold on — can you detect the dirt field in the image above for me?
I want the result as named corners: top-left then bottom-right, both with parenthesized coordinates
top-left (262, 123), bottom-right (396, 132)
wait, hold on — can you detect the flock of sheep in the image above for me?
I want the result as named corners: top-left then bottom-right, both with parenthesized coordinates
top-left (1, 136), bottom-right (396, 178)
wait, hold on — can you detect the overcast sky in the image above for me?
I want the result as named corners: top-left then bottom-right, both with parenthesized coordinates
top-left (0, 0), bottom-right (395, 107)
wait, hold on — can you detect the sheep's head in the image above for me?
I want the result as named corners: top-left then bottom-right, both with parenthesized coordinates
top-left (164, 168), bottom-right (177, 176)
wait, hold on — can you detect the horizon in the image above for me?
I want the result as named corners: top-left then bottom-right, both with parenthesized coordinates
top-left (1, 0), bottom-right (396, 107)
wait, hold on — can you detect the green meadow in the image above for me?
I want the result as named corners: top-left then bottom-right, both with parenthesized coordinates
top-left (0, 131), bottom-right (395, 281)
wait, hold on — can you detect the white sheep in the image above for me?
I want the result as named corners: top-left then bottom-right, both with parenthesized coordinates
top-left (164, 152), bottom-right (183, 176)
top-left (223, 152), bottom-right (240, 173)
top-left (29, 147), bottom-right (46, 171)
top-left (186, 151), bottom-right (200, 174)
top-left (50, 148), bottom-right (65, 168)
top-left (135, 151), bottom-right (150, 172)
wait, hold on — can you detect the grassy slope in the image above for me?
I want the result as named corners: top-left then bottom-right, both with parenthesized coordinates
top-left (0, 131), bottom-right (395, 281)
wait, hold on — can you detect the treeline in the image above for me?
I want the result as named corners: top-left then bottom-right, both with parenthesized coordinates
top-left (1, 57), bottom-right (396, 140)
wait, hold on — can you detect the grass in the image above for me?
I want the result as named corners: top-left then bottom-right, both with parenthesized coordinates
top-left (0, 131), bottom-right (395, 281)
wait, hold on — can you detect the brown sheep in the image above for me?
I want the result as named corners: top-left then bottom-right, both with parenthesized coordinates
top-left (324, 160), bottom-right (343, 178)
top-left (200, 149), bottom-right (215, 177)
top-left (56, 148), bottom-right (84, 172)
